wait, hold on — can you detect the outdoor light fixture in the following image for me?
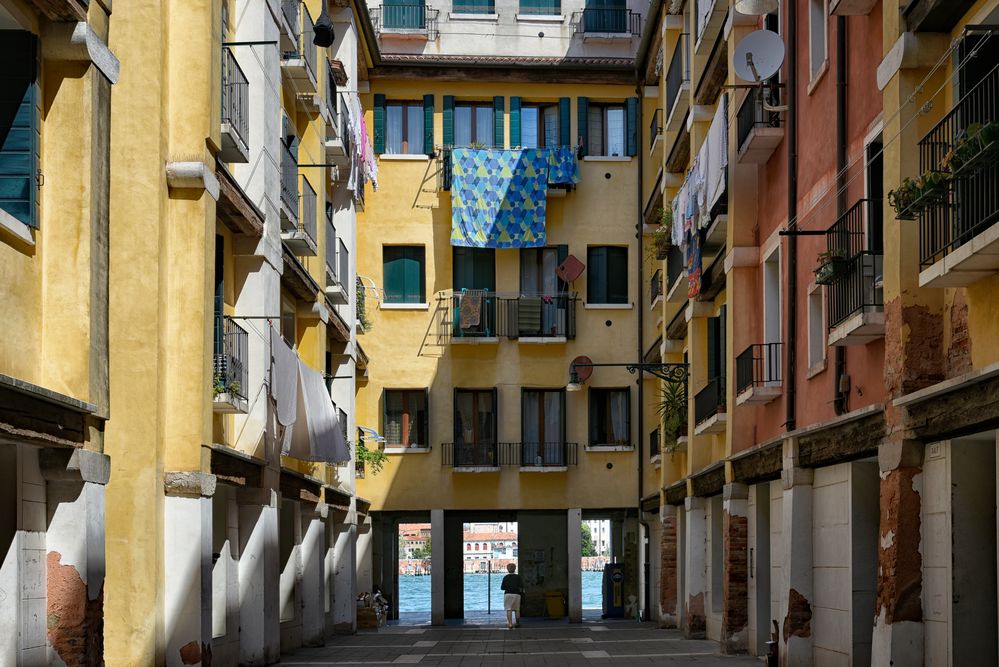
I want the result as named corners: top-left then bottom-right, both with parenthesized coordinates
top-left (314, 0), bottom-right (336, 47)
top-left (566, 356), bottom-right (689, 391)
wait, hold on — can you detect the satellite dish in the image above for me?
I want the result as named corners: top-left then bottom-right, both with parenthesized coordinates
top-left (734, 0), bottom-right (779, 16)
top-left (734, 30), bottom-right (785, 82)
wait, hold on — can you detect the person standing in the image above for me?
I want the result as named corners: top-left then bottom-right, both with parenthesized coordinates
top-left (500, 563), bottom-right (524, 629)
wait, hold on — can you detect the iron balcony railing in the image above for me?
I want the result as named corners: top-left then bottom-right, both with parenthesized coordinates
top-left (326, 220), bottom-right (338, 282)
top-left (736, 85), bottom-right (782, 154)
top-left (665, 34), bottom-right (690, 120)
top-left (649, 108), bottom-right (663, 150)
top-left (666, 242), bottom-right (684, 289)
top-left (221, 47), bottom-right (249, 152)
top-left (918, 64), bottom-right (999, 268)
top-left (280, 142), bottom-right (298, 224)
top-left (213, 314), bottom-right (249, 401)
top-left (518, 442), bottom-right (577, 467)
top-left (825, 198), bottom-right (884, 328)
top-left (735, 342), bottom-right (782, 395)
top-left (571, 8), bottom-right (641, 35)
top-left (284, 2), bottom-right (317, 81)
top-left (452, 0), bottom-right (495, 12)
top-left (519, 0), bottom-right (561, 14)
top-left (441, 442), bottom-right (501, 467)
top-left (650, 268), bottom-right (663, 304)
top-left (372, 3), bottom-right (440, 37)
top-left (297, 175), bottom-right (317, 246)
top-left (437, 292), bottom-right (578, 340)
top-left (441, 442), bottom-right (577, 467)
top-left (694, 376), bottom-right (726, 426)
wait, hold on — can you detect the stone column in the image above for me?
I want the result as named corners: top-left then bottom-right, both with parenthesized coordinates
top-left (301, 505), bottom-right (327, 646)
top-left (40, 448), bottom-right (110, 667)
top-left (780, 440), bottom-right (813, 667)
top-left (567, 508), bottom-right (583, 623)
top-left (722, 483), bottom-right (749, 654)
top-left (163, 472), bottom-right (215, 667)
top-left (431, 508), bottom-right (445, 626)
top-left (659, 504), bottom-right (679, 628)
top-left (683, 497), bottom-right (707, 638)
top-left (237, 490), bottom-right (281, 666)
top-left (333, 505), bottom-right (357, 634)
top-left (871, 439), bottom-right (924, 666)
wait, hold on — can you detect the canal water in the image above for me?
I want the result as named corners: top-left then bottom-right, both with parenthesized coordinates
top-left (398, 570), bottom-right (605, 612)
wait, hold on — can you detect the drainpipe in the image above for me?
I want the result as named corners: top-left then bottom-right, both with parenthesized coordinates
top-left (635, 78), bottom-right (647, 620)
top-left (833, 16), bottom-right (848, 415)
top-left (784, 0), bottom-right (798, 433)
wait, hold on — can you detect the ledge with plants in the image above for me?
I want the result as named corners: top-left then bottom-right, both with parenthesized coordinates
top-left (650, 207), bottom-right (673, 261)
top-left (814, 249), bottom-right (849, 286)
top-left (656, 381), bottom-right (687, 456)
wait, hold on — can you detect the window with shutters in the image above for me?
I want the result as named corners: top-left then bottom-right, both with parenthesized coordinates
top-left (385, 102), bottom-right (424, 154)
top-left (383, 246), bottom-right (426, 304)
top-left (520, 104), bottom-right (560, 148)
top-left (589, 388), bottom-right (630, 446)
top-left (519, 0), bottom-right (561, 14)
top-left (0, 31), bottom-right (40, 229)
top-left (586, 246), bottom-right (628, 304)
top-left (384, 389), bottom-right (429, 448)
top-left (454, 103), bottom-right (494, 147)
top-left (454, 389), bottom-right (498, 466)
top-left (453, 0), bottom-right (495, 12)
top-left (587, 104), bottom-right (626, 156)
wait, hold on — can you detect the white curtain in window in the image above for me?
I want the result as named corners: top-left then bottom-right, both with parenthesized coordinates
top-left (522, 107), bottom-right (539, 148)
top-left (606, 108), bottom-right (625, 156)
top-left (609, 390), bottom-right (628, 444)
top-left (475, 107), bottom-right (494, 146)
top-left (588, 107), bottom-right (603, 155)
top-left (386, 105), bottom-right (403, 154)
top-left (407, 105), bottom-right (424, 154)
top-left (544, 106), bottom-right (559, 147)
top-left (544, 392), bottom-right (561, 443)
top-left (523, 394), bottom-right (540, 443)
top-left (455, 106), bottom-right (472, 147)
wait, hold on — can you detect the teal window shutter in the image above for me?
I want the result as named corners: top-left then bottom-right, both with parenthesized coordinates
top-left (559, 97), bottom-right (571, 147)
top-left (576, 97), bottom-right (589, 156)
top-left (373, 93), bottom-right (386, 154)
top-left (493, 96), bottom-right (505, 148)
top-left (384, 246), bottom-right (425, 303)
top-left (443, 95), bottom-right (455, 146)
top-left (607, 246), bottom-right (628, 303)
top-left (626, 97), bottom-right (638, 156)
top-left (509, 96), bottom-right (521, 148)
top-left (586, 246), bottom-right (606, 303)
top-left (423, 94), bottom-right (435, 155)
top-left (0, 31), bottom-right (39, 229)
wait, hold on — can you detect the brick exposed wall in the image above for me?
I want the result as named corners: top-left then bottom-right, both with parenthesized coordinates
top-left (722, 511), bottom-right (748, 652)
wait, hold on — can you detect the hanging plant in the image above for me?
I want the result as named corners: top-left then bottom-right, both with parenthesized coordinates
top-left (356, 443), bottom-right (388, 476)
top-left (656, 381), bottom-right (687, 455)
top-left (652, 216), bottom-right (672, 260)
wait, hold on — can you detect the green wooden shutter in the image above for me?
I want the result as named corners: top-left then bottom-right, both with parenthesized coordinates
top-left (626, 97), bottom-right (638, 156)
top-left (403, 247), bottom-right (425, 302)
top-left (493, 96), bottom-right (505, 148)
top-left (475, 249), bottom-right (496, 291)
top-left (607, 246), bottom-right (628, 304)
top-left (423, 94), bottom-right (435, 155)
top-left (0, 31), bottom-right (39, 229)
top-left (719, 304), bottom-right (727, 383)
top-left (383, 247), bottom-right (404, 303)
top-left (576, 97), bottom-right (589, 156)
top-left (559, 97), bottom-right (571, 147)
top-left (373, 93), bottom-right (386, 154)
top-left (509, 96), bottom-right (521, 148)
top-left (707, 316), bottom-right (719, 380)
top-left (586, 246), bottom-right (607, 303)
top-left (443, 95), bottom-right (455, 146)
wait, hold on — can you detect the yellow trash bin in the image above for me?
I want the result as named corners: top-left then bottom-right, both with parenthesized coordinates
top-left (545, 591), bottom-right (566, 618)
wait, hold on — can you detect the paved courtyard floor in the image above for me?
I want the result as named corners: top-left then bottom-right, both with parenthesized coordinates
top-left (277, 617), bottom-right (764, 666)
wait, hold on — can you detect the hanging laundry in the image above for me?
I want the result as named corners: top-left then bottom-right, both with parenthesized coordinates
top-left (285, 357), bottom-right (349, 463)
top-left (270, 327), bottom-right (298, 427)
top-left (459, 290), bottom-right (483, 329)
top-left (545, 146), bottom-right (580, 185)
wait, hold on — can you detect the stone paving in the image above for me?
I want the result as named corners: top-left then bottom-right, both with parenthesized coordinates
top-left (277, 618), bottom-right (764, 666)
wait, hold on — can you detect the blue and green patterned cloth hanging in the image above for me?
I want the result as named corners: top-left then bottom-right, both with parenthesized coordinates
top-left (546, 146), bottom-right (580, 185)
top-left (451, 148), bottom-right (549, 248)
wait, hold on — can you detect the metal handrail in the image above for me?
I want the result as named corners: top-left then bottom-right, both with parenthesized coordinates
top-left (665, 34), bottom-right (690, 120)
top-left (735, 342), bottom-right (782, 394)
top-left (437, 292), bottom-right (579, 340)
top-left (824, 199), bottom-right (884, 327)
top-left (571, 8), bottom-right (641, 35)
top-left (649, 108), bottom-right (663, 150)
top-left (213, 315), bottom-right (249, 401)
top-left (650, 269), bottom-right (663, 304)
top-left (221, 47), bottom-right (249, 152)
top-left (693, 376), bottom-right (725, 425)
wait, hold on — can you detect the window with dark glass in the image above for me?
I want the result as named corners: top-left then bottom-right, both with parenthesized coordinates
top-left (454, 389), bottom-right (497, 466)
top-left (589, 388), bottom-right (630, 446)
top-left (520, 104), bottom-right (560, 148)
top-left (384, 389), bottom-right (429, 447)
top-left (586, 246), bottom-right (628, 304)
top-left (453, 0), bottom-right (495, 12)
top-left (522, 389), bottom-right (566, 465)
top-left (385, 102), bottom-right (424, 155)
top-left (383, 246), bottom-right (426, 304)
top-left (454, 103), bottom-right (494, 147)
top-left (587, 104), bottom-right (626, 156)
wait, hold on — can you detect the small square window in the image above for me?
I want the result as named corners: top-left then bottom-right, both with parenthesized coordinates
top-left (385, 102), bottom-right (425, 155)
top-left (383, 246), bottom-right (426, 304)
top-left (587, 246), bottom-right (628, 304)
top-left (587, 104), bottom-right (625, 156)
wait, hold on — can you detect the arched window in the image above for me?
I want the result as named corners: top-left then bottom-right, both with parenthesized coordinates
top-left (466, 544), bottom-right (471, 551)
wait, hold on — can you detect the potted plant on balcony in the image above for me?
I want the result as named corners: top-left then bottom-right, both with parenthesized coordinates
top-left (814, 249), bottom-right (848, 285)
top-left (942, 121), bottom-right (999, 176)
top-left (888, 171), bottom-right (950, 219)
top-left (651, 209), bottom-right (673, 261)
top-left (356, 442), bottom-right (388, 476)
top-left (656, 381), bottom-right (687, 455)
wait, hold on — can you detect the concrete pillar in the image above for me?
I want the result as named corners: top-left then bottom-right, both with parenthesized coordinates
top-left (871, 439), bottom-right (924, 666)
top-left (567, 508), bottom-right (582, 623)
top-left (683, 497), bottom-right (707, 638)
top-left (780, 439), bottom-right (813, 667)
top-left (722, 483), bottom-right (749, 654)
top-left (163, 484), bottom-right (213, 667)
top-left (301, 508), bottom-right (326, 646)
top-left (333, 506), bottom-right (357, 634)
top-left (659, 504), bottom-right (679, 628)
top-left (237, 492), bottom-right (280, 666)
top-left (40, 448), bottom-right (110, 667)
top-left (430, 508), bottom-right (444, 626)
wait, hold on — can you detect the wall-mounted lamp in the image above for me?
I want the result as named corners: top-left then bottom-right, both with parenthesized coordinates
top-left (566, 356), bottom-right (689, 391)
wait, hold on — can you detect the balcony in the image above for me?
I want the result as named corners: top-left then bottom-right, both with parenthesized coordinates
top-left (517, 442), bottom-right (578, 470)
top-left (736, 86), bottom-right (783, 165)
top-left (916, 66), bottom-right (999, 288)
top-left (693, 376), bottom-right (726, 434)
top-left (650, 268), bottom-right (663, 308)
top-left (281, 175), bottom-right (318, 256)
top-left (441, 442), bottom-right (577, 469)
top-left (438, 292), bottom-right (578, 343)
top-left (664, 34), bottom-right (690, 134)
top-left (441, 442), bottom-right (502, 470)
top-left (280, 1), bottom-right (318, 98)
top-left (665, 243), bottom-right (686, 303)
top-left (735, 343), bottom-right (782, 405)
top-left (326, 111), bottom-right (351, 167)
top-left (213, 315), bottom-right (249, 414)
top-left (571, 8), bottom-right (641, 39)
top-left (219, 47), bottom-right (249, 163)
top-left (823, 199), bottom-right (884, 345)
top-left (371, 3), bottom-right (440, 40)
top-left (649, 108), bottom-right (663, 153)
top-left (325, 218), bottom-right (349, 305)
top-left (279, 142), bottom-right (298, 228)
